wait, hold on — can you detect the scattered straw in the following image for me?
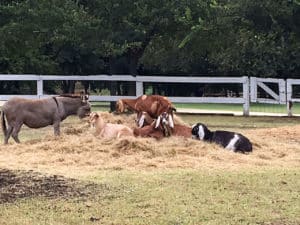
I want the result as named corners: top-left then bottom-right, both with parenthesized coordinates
top-left (0, 112), bottom-right (299, 177)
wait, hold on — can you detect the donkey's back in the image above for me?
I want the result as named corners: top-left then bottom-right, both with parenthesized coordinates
top-left (3, 97), bottom-right (58, 128)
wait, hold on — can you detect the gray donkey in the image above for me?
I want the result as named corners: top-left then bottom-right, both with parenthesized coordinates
top-left (1, 93), bottom-right (91, 144)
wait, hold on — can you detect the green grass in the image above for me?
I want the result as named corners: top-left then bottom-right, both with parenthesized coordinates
top-left (90, 102), bottom-right (300, 115)
top-left (174, 103), bottom-right (293, 114)
top-left (180, 114), bottom-right (300, 130)
top-left (1, 169), bottom-right (299, 225)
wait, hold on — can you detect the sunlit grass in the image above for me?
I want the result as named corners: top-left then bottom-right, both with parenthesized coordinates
top-left (90, 101), bottom-right (300, 115)
top-left (0, 169), bottom-right (299, 225)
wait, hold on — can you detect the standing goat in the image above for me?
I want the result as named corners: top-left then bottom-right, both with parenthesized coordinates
top-left (89, 112), bottom-right (133, 138)
top-left (116, 95), bottom-right (176, 119)
top-left (191, 123), bottom-right (252, 153)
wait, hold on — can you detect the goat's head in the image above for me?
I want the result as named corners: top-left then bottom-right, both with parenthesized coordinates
top-left (115, 99), bottom-right (125, 113)
top-left (136, 111), bottom-right (154, 128)
top-left (155, 112), bottom-right (174, 137)
top-left (191, 123), bottom-right (210, 140)
top-left (89, 112), bottom-right (99, 128)
top-left (155, 112), bottom-right (174, 129)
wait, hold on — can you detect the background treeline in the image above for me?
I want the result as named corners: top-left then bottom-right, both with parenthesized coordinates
top-left (0, 0), bottom-right (299, 94)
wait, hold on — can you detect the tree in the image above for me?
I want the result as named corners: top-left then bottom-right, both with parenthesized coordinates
top-left (178, 0), bottom-right (300, 78)
top-left (0, 0), bottom-right (104, 93)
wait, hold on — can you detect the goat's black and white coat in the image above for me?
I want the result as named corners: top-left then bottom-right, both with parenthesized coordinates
top-left (191, 123), bottom-right (252, 153)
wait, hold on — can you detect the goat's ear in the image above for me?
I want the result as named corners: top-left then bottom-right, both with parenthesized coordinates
top-left (138, 114), bottom-right (145, 128)
top-left (155, 116), bottom-right (161, 128)
top-left (116, 100), bottom-right (124, 113)
top-left (168, 115), bottom-right (174, 128)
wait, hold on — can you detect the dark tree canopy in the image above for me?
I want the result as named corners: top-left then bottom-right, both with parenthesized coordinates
top-left (0, 0), bottom-right (299, 86)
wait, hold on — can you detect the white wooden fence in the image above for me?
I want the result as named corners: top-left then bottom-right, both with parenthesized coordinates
top-left (1, 74), bottom-right (300, 116)
top-left (250, 77), bottom-right (286, 104)
top-left (0, 74), bottom-right (250, 115)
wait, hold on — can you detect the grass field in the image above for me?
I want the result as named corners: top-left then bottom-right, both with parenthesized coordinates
top-left (1, 169), bottom-right (299, 225)
top-left (0, 110), bottom-right (300, 225)
top-left (91, 102), bottom-right (300, 115)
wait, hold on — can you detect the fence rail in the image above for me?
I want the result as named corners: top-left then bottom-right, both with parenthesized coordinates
top-left (0, 74), bottom-right (250, 115)
top-left (1, 74), bottom-right (300, 116)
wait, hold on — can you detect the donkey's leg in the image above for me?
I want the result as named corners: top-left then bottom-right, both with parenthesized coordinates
top-left (4, 125), bottom-right (13, 144)
top-left (11, 123), bottom-right (23, 143)
top-left (53, 121), bottom-right (60, 136)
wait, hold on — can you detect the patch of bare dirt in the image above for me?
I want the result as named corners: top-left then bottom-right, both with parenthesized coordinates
top-left (0, 169), bottom-right (100, 204)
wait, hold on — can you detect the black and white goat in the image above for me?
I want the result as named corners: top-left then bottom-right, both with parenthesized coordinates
top-left (191, 123), bottom-right (252, 153)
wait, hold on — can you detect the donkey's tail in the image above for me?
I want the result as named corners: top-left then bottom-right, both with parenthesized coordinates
top-left (1, 110), bottom-right (7, 137)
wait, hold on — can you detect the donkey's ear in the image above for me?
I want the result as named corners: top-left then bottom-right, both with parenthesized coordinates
top-left (85, 92), bottom-right (90, 100)
top-left (80, 91), bottom-right (89, 102)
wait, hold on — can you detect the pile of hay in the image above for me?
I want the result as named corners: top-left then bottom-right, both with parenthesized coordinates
top-left (0, 112), bottom-right (299, 177)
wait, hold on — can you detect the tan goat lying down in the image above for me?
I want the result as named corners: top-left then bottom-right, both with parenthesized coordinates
top-left (89, 112), bottom-right (134, 138)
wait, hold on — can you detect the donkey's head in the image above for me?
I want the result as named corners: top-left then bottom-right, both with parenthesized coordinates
top-left (77, 92), bottom-right (91, 118)
top-left (60, 92), bottom-right (91, 118)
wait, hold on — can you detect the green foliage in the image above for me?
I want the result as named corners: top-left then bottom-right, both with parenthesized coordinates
top-left (0, 0), bottom-right (299, 78)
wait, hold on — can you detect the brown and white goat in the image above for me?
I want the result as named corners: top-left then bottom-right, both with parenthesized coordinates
top-left (133, 111), bottom-right (170, 139)
top-left (135, 111), bottom-right (155, 128)
top-left (157, 112), bottom-right (192, 138)
top-left (133, 119), bottom-right (166, 140)
top-left (116, 95), bottom-right (176, 119)
top-left (89, 112), bottom-right (133, 138)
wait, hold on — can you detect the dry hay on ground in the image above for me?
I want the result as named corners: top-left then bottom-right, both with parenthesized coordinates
top-left (0, 112), bottom-right (299, 177)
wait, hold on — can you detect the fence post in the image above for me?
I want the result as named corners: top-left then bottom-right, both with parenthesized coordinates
top-left (250, 77), bottom-right (257, 103)
top-left (136, 80), bottom-right (143, 97)
top-left (243, 76), bottom-right (250, 116)
top-left (286, 79), bottom-right (293, 116)
top-left (37, 76), bottom-right (43, 99)
top-left (279, 79), bottom-right (286, 104)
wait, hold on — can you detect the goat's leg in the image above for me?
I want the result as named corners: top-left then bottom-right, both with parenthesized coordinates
top-left (11, 123), bottom-right (22, 143)
top-left (4, 125), bottom-right (13, 144)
